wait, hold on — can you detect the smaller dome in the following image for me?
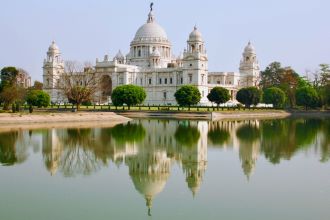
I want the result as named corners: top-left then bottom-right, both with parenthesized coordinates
top-left (244, 41), bottom-right (256, 53)
top-left (115, 50), bottom-right (124, 59)
top-left (48, 41), bottom-right (59, 52)
top-left (189, 26), bottom-right (203, 41)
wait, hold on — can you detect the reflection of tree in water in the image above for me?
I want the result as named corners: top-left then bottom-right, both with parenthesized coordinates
top-left (236, 122), bottom-right (260, 143)
top-left (319, 119), bottom-right (330, 162)
top-left (110, 122), bottom-right (146, 144)
top-left (0, 131), bottom-right (19, 166)
top-left (260, 119), bottom-right (322, 164)
top-left (174, 122), bottom-right (200, 147)
top-left (59, 128), bottom-right (104, 177)
top-left (207, 122), bottom-right (230, 146)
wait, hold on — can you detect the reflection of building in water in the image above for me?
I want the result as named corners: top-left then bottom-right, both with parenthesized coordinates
top-left (237, 121), bottom-right (260, 179)
top-left (238, 140), bottom-right (260, 180)
top-left (42, 129), bottom-right (64, 175)
top-left (181, 121), bottom-right (208, 196)
top-left (208, 120), bottom-right (260, 179)
top-left (34, 120), bottom-right (261, 212)
top-left (126, 150), bottom-right (171, 216)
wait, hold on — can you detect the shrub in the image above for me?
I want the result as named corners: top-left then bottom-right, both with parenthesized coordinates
top-left (296, 86), bottom-right (319, 110)
top-left (236, 87), bottom-right (262, 108)
top-left (26, 90), bottom-right (50, 108)
top-left (263, 87), bottom-right (286, 108)
top-left (111, 85), bottom-right (146, 110)
top-left (174, 85), bottom-right (201, 110)
top-left (207, 87), bottom-right (231, 109)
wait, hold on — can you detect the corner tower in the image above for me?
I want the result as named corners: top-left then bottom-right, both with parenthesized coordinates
top-left (182, 26), bottom-right (209, 104)
top-left (239, 41), bottom-right (260, 87)
top-left (43, 41), bottom-right (64, 103)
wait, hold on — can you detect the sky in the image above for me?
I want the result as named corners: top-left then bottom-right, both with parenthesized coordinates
top-left (0, 0), bottom-right (329, 82)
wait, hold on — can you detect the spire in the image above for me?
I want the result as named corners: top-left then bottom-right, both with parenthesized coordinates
top-left (146, 196), bottom-right (153, 216)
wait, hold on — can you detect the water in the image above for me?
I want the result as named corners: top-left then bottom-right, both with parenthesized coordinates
top-left (0, 118), bottom-right (330, 220)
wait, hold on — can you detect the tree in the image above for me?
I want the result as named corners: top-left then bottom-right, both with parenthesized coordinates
top-left (296, 86), bottom-right (319, 110)
top-left (26, 90), bottom-right (50, 108)
top-left (174, 85), bottom-right (201, 110)
top-left (260, 62), bottom-right (283, 88)
top-left (207, 87), bottom-right (230, 109)
top-left (111, 85), bottom-right (146, 109)
top-left (62, 61), bottom-right (100, 110)
top-left (263, 87), bottom-right (286, 108)
top-left (313, 64), bottom-right (330, 108)
top-left (236, 87), bottom-right (262, 108)
top-left (260, 62), bottom-right (308, 108)
top-left (0, 67), bottom-right (18, 86)
top-left (0, 67), bottom-right (20, 110)
top-left (32, 81), bottom-right (43, 90)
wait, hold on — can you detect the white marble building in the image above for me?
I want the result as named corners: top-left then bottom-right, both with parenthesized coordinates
top-left (43, 5), bottom-right (260, 105)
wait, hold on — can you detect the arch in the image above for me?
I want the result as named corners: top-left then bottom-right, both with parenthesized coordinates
top-left (100, 75), bottom-right (112, 103)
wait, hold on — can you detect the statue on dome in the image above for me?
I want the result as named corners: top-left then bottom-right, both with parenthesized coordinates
top-left (150, 2), bottom-right (154, 11)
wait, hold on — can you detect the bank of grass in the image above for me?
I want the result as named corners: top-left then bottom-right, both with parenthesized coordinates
top-left (1, 104), bottom-right (329, 114)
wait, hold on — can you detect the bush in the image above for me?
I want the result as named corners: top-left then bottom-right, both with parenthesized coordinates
top-left (26, 90), bottom-right (50, 108)
top-left (263, 87), bottom-right (286, 108)
top-left (174, 85), bottom-right (201, 110)
top-left (296, 86), bottom-right (319, 110)
top-left (207, 87), bottom-right (230, 109)
top-left (111, 85), bottom-right (146, 110)
top-left (236, 87), bottom-right (262, 108)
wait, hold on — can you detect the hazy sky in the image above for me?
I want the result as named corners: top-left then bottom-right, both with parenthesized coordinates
top-left (0, 0), bottom-right (329, 82)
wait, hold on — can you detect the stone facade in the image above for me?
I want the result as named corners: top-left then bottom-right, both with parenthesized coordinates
top-left (43, 6), bottom-right (260, 105)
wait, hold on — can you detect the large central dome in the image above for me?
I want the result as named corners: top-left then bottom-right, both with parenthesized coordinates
top-left (133, 11), bottom-right (168, 41)
top-left (128, 5), bottom-right (172, 68)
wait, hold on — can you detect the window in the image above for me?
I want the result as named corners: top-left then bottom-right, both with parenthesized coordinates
top-left (119, 77), bottom-right (124, 85)
top-left (180, 77), bottom-right (183, 84)
top-left (189, 74), bottom-right (193, 83)
top-left (149, 78), bottom-right (152, 85)
top-left (140, 78), bottom-right (143, 85)
top-left (217, 80), bottom-right (220, 84)
top-left (201, 74), bottom-right (205, 84)
top-left (159, 78), bottom-right (162, 84)
top-left (163, 92), bottom-right (167, 100)
top-left (138, 50), bottom-right (141, 57)
top-left (170, 78), bottom-right (173, 84)
top-left (165, 78), bottom-right (167, 84)
top-left (190, 64), bottom-right (193, 67)
top-left (47, 79), bottom-right (50, 86)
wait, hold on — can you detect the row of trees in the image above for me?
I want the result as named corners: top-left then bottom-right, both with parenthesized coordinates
top-left (260, 62), bottom-right (330, 109)
top-left (0, 67), bottom-right (50, 111)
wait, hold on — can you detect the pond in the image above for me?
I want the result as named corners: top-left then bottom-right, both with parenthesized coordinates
top-left (0, 117), bottom-right (330, 220)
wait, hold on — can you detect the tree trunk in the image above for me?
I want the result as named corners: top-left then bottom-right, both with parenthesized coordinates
top-left (128, 105), bottom-right (131, 110)
top-left (3, 102), bottom-right (10, 110)
top-left (188, 105), bottom-right (190, 111)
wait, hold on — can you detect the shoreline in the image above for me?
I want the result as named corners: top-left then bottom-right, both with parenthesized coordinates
top-left (117, 110), bottom-right (330, 120)
top-left (0, 110), bottom-right (329, 130)
top-left (0, 112), bottom-right (131, 130)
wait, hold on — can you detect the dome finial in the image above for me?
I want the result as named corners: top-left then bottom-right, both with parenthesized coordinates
top-left (194, 25), bottom-right (197, 31)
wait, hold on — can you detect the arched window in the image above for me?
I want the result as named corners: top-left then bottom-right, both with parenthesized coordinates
top-left (191, 45), bottom-right (195, 52)
top-left (138, 50), bottom-right (141, 57)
